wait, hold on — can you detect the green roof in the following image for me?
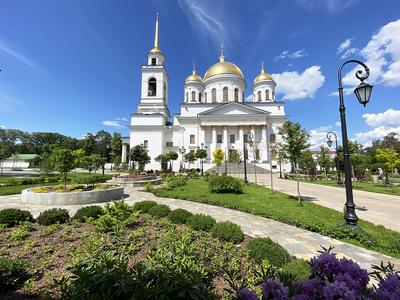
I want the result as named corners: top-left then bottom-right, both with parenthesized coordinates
top-left (6, 154), bottom-right (41, 161)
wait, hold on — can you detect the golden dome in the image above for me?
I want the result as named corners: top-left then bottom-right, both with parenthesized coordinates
top-left (203, 45), bottom-right (244, 80)
top-left (185, 64), bottom-right (202, 83)
top-left (253, 61), bottom-right (274, 84)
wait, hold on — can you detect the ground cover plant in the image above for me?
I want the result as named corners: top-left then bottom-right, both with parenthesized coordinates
top-left (152, 178), bottom-right (400, 259)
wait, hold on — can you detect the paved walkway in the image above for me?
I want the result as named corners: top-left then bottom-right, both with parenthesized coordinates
top-left (240, 174), bottom-right (400, 232)
top-left (0, 188), bottom-right (399, 274)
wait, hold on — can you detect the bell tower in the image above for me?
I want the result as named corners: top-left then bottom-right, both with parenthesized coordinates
top-left (137, 13), bottom-right (170, 122)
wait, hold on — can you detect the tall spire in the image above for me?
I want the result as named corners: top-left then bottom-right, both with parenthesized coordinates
top-left (150, 13), bottom-right (161, 53)
top-left (261, 60), bottom-right (265, 73)
top-left (192, 62), bottom-right (196, 74)
top-left (219, 44), bottom-right (225, 62)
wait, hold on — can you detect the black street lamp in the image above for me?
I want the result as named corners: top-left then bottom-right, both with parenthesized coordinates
top-left (178, 146), bottom-right (186, 172)
top-left (338, 60), bottom-right (373, 229)
top-left (198, 143), bottom-right (207, 176)
top-left (243, 132), bottom-right (253, 184)
top-left (326, 131), bottom-right (342, 186)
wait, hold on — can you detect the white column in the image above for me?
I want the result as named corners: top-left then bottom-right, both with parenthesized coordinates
top-left (238, 125), bottom-right (244, 160)
top-left (262, 124), bottom-right (268, 161)
top-left (223, 125), bottom-right (228, 151)
top-left (200, 126), bottom-right (206, 146)
top-left (250, 125), bottom-right (255, 161)
top-left (121, 144), bottom-right (128, 163)
top-left (212, 126), bottom-right (217, 160)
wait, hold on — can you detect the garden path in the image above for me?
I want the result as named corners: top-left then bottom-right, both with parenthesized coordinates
top-left (0, 187), bottom-right (399, 274)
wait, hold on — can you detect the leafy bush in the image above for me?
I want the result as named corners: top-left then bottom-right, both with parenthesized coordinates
top-left (92, 200), bottom-right (138, 231)
top-left (0, 208), bottom-right (33, 227)
top-left (247, 237), bottom-right (289, 267)
top-left (187, 214), bottom-right (216, 232)
top-left (281, 259), bottom-right (311, 281)
top-left (133, 200), bottom-right (158, 213)
top-left (8, 222), bottom-right (32, 241)
top-left (73, 205), bottom-right (104, 222)
top-left (148, 204), bottom-right (171, 218)
top-left (37, 208), bottom-right (70, 226)
top-left (208, 175), bottom-right (243, 193)
top-left (31, 187), bottom-right (49, 193)
top-left (73, 174), bottom-right (111, 185)
top-left (211, 221), bottom-right (244, 243)
top-left (164, 175), bottom-right (187, 190)
top-left (167, 208), bottom-right (193, 224)
top-left (0, 256), bottom-right (29, 292)
top-left (144, 182), bottom-right (155, 192)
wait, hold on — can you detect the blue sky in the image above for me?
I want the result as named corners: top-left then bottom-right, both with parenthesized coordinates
top-left (1, 0), bottom-right (399, 148)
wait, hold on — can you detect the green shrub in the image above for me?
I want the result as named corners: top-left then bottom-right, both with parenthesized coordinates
top-left (74, 206), bottom-right (104, 222)
top-left (92, 201), bottom-right (138, 231)
top-left (187, 214), bottom-right (216, 232)
top-left (144, 182), bottom-right (155, 192)
top-left (208, 175), bottom-right (243, 193)
top-left (167, 208), bottom-right (193, 224)
top-left (133, 200), bottom-right (158, 213)
top-left (281, 259), bottom-right (311, 281)
top-left (148, 204), bottom-right (171, 218)
top-left (247, 237), bottom-right (289, 267)
top-left (37, 208), bottom-right (70, 226)
top-left (0, 256), bottom-right (29, 292)
top-left (0, 208), bottom-right (33, 227)
top-left (73, 174), bottom-right (111, 185)
top-left (211, 221), bottom-right (244, 243)
top-left (8, 222), bottom-right (32, 241)
top-left (164, 175), bottom-right (187, 190)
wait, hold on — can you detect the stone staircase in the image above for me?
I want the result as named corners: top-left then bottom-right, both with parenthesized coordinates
top-left (208, 162), bottom-right (270, 174)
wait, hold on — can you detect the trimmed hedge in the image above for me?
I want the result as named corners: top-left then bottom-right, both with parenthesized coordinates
top-left (187, 214), bottom-right (216, 232)
top-left (37, 208), bottom-right (70, 226)
top-left (281, 259), bottom-right (311, 281)
top-left (148, 204), bottom-right (171, 218)
top-left (133, 200), bottom-right (158, 213)
top-left (73, 206), bottom-right (104, 222)
top-left (0, 208), bottom-right (33, 227)
top-left (0, 256), bottom-right (29, 292)
top-left (167, 208), bottom-right (193, 224)
top-left (208, 175), bottom-right (243, 193)
top-left (247, 237), bottom-right (290, 267)
top-left (211, 221), bottom-right (244, 243)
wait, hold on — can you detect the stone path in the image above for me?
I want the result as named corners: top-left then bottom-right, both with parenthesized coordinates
top-left (0, 188), bottom-right (399, 274)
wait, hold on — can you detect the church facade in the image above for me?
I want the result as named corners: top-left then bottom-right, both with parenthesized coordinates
top-left (121, 15), bottom-right (288, 172)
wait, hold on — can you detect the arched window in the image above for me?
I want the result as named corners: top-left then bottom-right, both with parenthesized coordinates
top-left (265, 90), bottom-right (270, 100)
top-left (204, 92), bottom-right (207, 102)
top-left (258, 91), bottom-right (261, 102)
top-left (223, 87), bottom-right (228, 102)
top-left (148, 78), bottom-right (157, 96)
top-left (212, 88), bottom-right (216, 103)
top-left (199, 92), bottom-right (202, 102)
top-left (191, 91), bottom-right (196, 102)
top-left (186, 92), bottom-right (188, 102)
top-left (234, 88), bottom-right (239, 102)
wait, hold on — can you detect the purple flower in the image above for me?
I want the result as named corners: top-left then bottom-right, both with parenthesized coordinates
top-left (295, 277), bottom-right (324, 299)
top-left (239, 287), bottom-right (259, 300)
top-left (336, 257), bottom-right (369, 290)
top-left (374, 273), bottom-right (400, 300)
top-left (310, 252), bottom-right (340, 281)
top-left (322, 280), bottom-right (364, 300)
top-left (261, 278), bottom-right (289, 300)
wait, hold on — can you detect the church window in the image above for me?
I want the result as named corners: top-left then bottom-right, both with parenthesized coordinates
top-left (257, 91), bottom-right (261, 102)
top-left (166, 141), bottom-right (173, 147)
top-left (204, 92), bottom-right (207, 102)
top-left (270, 134), bottom-right (276, 143)
top-left (191, 91), bottom-right (196, 102)
top-left (212, 88), bottom-right (216, 103)
top-left (256, 149), bottom-right (260, 160)
top-left (223, 87), bottom-right (228, 102)
top-left (271, 149), bottom-right (277, 160)
top-left (265, 90), bottom-right (270, 100)
top-left (217, 134), bottom-right (222, 143)
top-left (148, 78), bottom-right (157, 96)
top-left (242, 91), bottom-right (245, 102)
top-left (151, 58), bottom-right (157, 65)
top-left (143, 140), bottom-right (149, 148)
top-left (234, 88), bottom-right (239, 102)
top-left (190, 134), bottom-right (195, 144)
top-left (186, 92), bottom-right (188, 102)
top-left (230, 134), bottom-right (235, 143)
top-left (199, 92), bottom-right (202, 102)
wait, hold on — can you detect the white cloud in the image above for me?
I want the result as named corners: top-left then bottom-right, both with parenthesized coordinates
top-left (335, 121), bottom-right (341, 127)
top-left (354, 126), bottom-right (400, 147)
top-left (328, 87), bottom-right (354, 97)
top-left (272, 66), bottom-right (325, 100)
top-left (297, 0), bottom-right (359, 11)
top-left (245, 94), bottom-right (252, 102)
top-left (362, 108), bottom-right (400, 127)
top-left (102, 117), bottom-right (129, 129)
top-left (0, 40), bottom-right (41, 70)
top-left (274, 49), bottom-right (308, 61)
top-left (0, 125), bottom-right (6, 129)
top-left (340, 47), bottom-right (359, 59)
top-left (337, 38), bottom-right (352, 53)
top-left (309, 124), bottom-right (340, 150)
top-left (343, 19), bottom-right (400, 87)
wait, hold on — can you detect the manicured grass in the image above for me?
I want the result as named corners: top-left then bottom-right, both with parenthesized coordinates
top-left (0, 183), bottom-right (58, 196)
top-left (153, 178), bottom-right (400, 259)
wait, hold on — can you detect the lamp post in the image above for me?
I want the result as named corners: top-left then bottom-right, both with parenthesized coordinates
top-left (243, 132), bottom-right (253, 184)
top-left (178, 146), bottom-right (186, 172)
top-left (326, 131), bottom-right (342, 186)
top-left (269, 141), bottom-right (276, 191)
top-left (198, 143), bottom-right (207, 176)
top-left (338, 60), bottom-right (373, 229)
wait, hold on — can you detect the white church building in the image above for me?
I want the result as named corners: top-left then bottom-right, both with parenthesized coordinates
top-left (121, 15), bottom-right (288, 172)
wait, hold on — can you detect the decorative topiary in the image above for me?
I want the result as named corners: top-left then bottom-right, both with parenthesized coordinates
top-left (37, 208), bottom-right (70, 226)
top-left (73, 206), bottom-right (104, 222)
top-left (0, 256), bottom-right (30, 293)
top-left (133, 200), bottom-right (158, 213)
top-left (187, 214), bottom-right (216, 232)
top-left (0, 208), bottom-right (33, 227)
top-left (208, 175), bottom-right (244, 193)
top-left (148, 204), bottom-right (171, 218)
top-left (167, 208), bottom-right (193, 224)
top-left (211, 221), bottom-right (244, 243)
top-left (247, 237), bottom-right (290, 267)
top-left (281, 259), bottom-right (311, 281)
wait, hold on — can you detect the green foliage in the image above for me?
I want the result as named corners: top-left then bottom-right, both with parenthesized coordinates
top-left (49, 148), bottom-right (76, 190)
top-left (148, 204), bottom-right (171, 218)
top-left (0, 208), bottom-right (33, 227)
top-left (376, 148), bottom-right (400, 182)
top-left (129, 144), bottom-right (151, 171)
top-left (281, 259), bottom-right (311, 281)
top-left (187, 214), bottom-right (216, 232)
top-left (195, 148), bottom-right (207, 159)
top-left (0, 256), bottom-right (30, 293)
top-left (211, 221), bottom-right (244, 243)
top-left (73, 206), bottom-right (104, 222)
top-left (208, 175), bottom-right (243, 193)
top-left (212, 148), bottom-right (224, 166)
top-left (164, 174), bottom-right (187, 190)
top-left (317, 145), bottom-right (332, 173)
top-left (133, 200), bottom-right (158, 213)
top-left (8, 222), bottom-right (32, 241)
top-left (184, 151), bottom-right (196, 169)
top-left (81, 153), bottom-right (106, 173)
top-left (247, 237), bottom-right (290, 267)
top-left (92, 200), bottom-right (138, 231)
top-left (167, 208), bottom-right (193, 224)
top-left (37, 208), bottom-right (70, 226)
top-left (144, 182), bottom-right (155, 192)
top-left (299, 149), bottom-right (316, 175)
top-left (228, 149), bottom-right (241, 164)
top-left (72, 173), bottom-right (111, 185)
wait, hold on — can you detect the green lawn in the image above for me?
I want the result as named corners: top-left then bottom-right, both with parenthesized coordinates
top-left (292, 178), bottom-right (400, 196)
top-left (153, 178), bottom-right (400, 259)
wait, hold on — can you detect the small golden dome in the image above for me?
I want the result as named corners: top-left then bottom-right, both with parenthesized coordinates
top-left (185, 63), bottom-right (203, 83)
top-left (253, 61), bottom-right (274, 84)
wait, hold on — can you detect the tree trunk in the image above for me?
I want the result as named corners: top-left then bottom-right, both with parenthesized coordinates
top-left (102, 165), bottom-right (105, 175)
top-left (295, 167), bottom-right (301, 204)
top-left (64, 172), bottom-right (67, 192)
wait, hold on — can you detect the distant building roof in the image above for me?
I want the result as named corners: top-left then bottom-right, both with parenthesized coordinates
top-left (6, 154), bottom-right (41, 161)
